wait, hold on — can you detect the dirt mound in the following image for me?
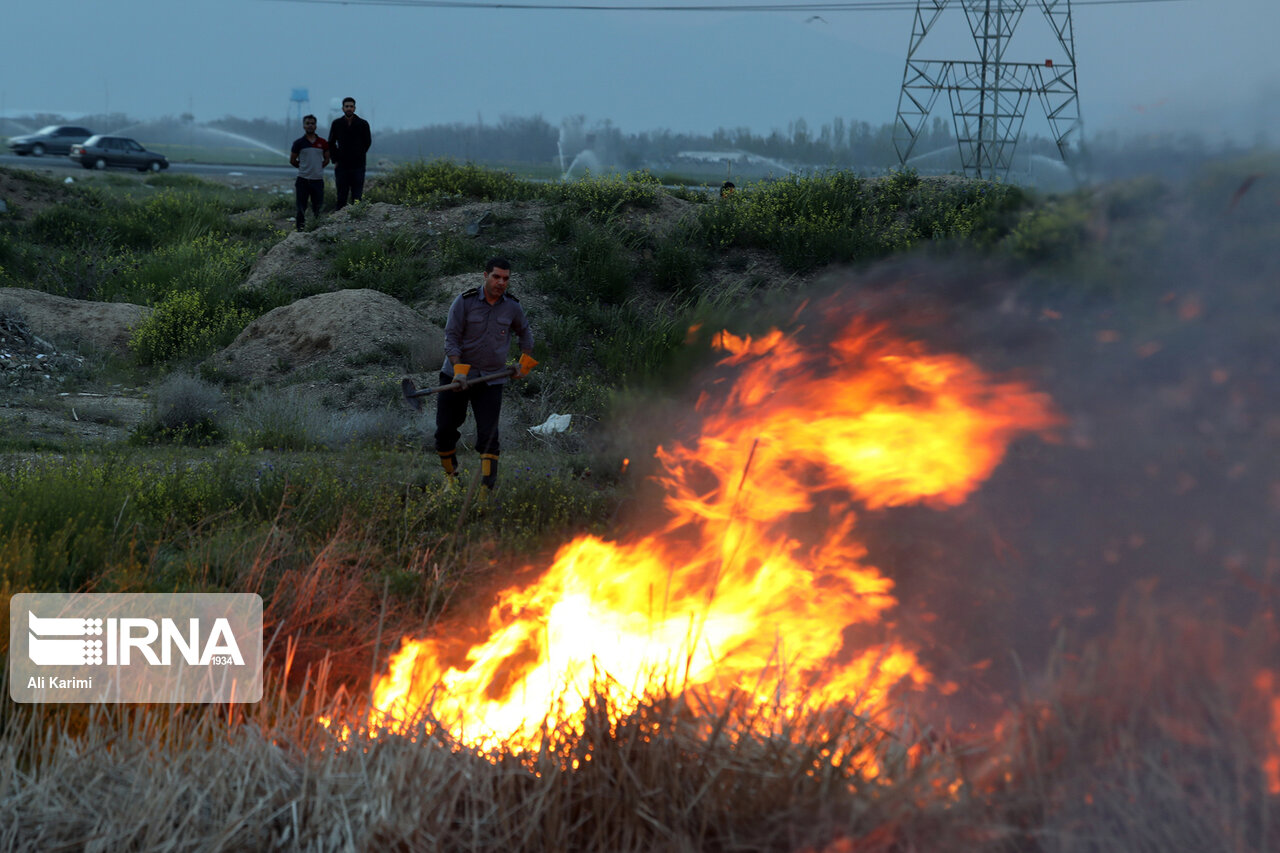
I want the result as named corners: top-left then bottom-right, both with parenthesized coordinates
top-left (241, 200), bottom-right (547, 294)
top-left (0, 167), bottom-right (75, 219)
top-left (209, 288), bottom-right (439, 382)
top-left (240, 202), bottom-right (432, 293)
top-left (0, 287), bottom-right (151, 355)
top-left (617, 190), bottom-right (696, 238)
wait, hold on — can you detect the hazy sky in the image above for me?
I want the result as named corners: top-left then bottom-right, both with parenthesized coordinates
top-left (4, 0), bottom-right (1277, 142)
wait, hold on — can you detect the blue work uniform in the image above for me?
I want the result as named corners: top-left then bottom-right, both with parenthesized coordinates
top-left (434, 287), bottom-right (534, 486)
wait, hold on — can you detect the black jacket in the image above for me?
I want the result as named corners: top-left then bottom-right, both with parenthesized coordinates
top-left (328, 115), bottom-right (372, 168)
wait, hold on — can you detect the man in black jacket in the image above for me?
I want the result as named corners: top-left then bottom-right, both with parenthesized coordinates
top-left (328, 97), bottom-right (372, 209)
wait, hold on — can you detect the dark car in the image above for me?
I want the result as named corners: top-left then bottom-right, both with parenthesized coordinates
top-left (7, 125), bottom-right (94, 156)
top-left (69, 136), bottom-right (169, 172)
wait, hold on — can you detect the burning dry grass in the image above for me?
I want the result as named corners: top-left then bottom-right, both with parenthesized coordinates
top-left (344, 315), bottom-right (1060, 763)
top-left (3, 596), bottom-right (1276, 851)
top-left (0, 658), bottom-right (962, 851)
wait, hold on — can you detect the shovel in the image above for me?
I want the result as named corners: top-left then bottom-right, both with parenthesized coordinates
top-left (401, 366), bottom-right (518, 411)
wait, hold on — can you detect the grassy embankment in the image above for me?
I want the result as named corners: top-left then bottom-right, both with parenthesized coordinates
top-left (1, 157), bottom-right (1278, 849)
top-left (0, 162), bottom-right (1032, 598)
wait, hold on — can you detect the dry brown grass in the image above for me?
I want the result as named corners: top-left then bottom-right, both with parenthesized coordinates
top-left (0, 670), bottom-right (961, 852)
top-left (2, 563), bottom-right (1277, 851)
top-left (964, 597), bottom-right (1280, 853)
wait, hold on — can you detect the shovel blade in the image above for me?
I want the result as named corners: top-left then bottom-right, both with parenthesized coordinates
top-left (401, 377), bottom-right (423, 412)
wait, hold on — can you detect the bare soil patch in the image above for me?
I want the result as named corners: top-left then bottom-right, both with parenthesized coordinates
top-left (0, 167), bottom-right (76, 220)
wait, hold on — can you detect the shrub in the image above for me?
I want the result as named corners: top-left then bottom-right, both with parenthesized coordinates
top-left (435, 233), bottom-right (494, 276)
top-left (0, 229), bottom-right (16, 270)
top-left (908, 180), bottom-right (1027, 247)
top-left (156, 373), bottom-right (227, 428)
top-left (686, 172), bottom-right (866, 256)
top-left (232, 277), bottom-right (321, 316)
top-left (129, 289), bottom-right (252, 365)
top-left (131, 373), bottom-right (227, 445)
top-left (542, 206), bottom-right (578, 244)
top-left (650, 235), bottom-right (706, 295)
top-left (537, 297), bottom-right (697, 399)
top-left (565, 223), bottom-right (634, 304)
top-left (237, 387), bottom-right (333, 451)
top-left (332, 237), bottom-right (391, 278)
top-left (549, 171), bottom-right (660, 221)
top-left (143, 173), bottom-right (219, 191)
top-left (369, 159), bottom-right (537, 206)
top-left (1002, 200), bottom-right (1091, 262)
top-left (325, 410), bottom-right (408, 450)
top-left (872, 167), bottom-right (922, 207)
top-left (1104, 175), bottom-right (1170, 220)
top-left (103, 234), bottom-right (255, 304)
top-left (685, 170), bottom-right (1027, 271)
top-left (28, 202), bottom-right (111, 247)
top-left (21, 242), bottom-right (132, 300)
top-left (19, 181), bottom-right (275, 301)
top-left (101, 190), bottom-right (231, 252)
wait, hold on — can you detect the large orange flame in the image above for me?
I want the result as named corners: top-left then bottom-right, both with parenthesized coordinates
top-left (355, 316), bottom-right (1058, 750)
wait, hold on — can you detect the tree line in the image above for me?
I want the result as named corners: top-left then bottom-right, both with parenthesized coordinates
top-left (1, 110), bottom-right (1264, 181)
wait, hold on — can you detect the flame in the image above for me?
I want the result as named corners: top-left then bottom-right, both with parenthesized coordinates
top-left (353, 316), bottom-right (1058, 750)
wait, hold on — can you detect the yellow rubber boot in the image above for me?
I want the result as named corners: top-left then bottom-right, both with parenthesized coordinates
top-left (480, 453), bottom-right (499, 489)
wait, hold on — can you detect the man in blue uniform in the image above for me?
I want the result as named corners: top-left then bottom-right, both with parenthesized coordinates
top-left (435, 257), bottom-right (535, 489)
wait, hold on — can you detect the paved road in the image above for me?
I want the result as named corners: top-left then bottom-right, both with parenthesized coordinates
top-left (0, 153), bottom-right (300, 183)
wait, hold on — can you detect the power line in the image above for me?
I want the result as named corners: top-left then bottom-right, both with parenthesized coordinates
top-left (266, 0), bottom-right (1188, 11)
top-left (895, 1), bottom-right (1087, 181)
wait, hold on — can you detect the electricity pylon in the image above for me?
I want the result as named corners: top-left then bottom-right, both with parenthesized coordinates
top-left (893, 0), bottom-right (1081, 179)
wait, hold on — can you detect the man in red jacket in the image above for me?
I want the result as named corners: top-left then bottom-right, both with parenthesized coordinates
top-left (289, 115), bottom-right (329, 232)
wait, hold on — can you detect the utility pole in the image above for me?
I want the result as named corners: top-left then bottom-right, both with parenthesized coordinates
top-left (893, 0), bottom-right (1081, 180)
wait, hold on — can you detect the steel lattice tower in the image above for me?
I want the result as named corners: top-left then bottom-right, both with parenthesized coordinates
top-left (893, 0), bottom-right (1081, 179)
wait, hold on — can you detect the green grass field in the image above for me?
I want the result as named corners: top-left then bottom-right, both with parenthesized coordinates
top-left (1, 156), bottom-right (1278, 850)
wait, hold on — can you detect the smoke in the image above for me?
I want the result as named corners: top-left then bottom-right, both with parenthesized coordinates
top-left (791, 164), bottom-right (1280, 714)
top-left (595, 160), bottom-right (1280, 725)
top-left (530, 159), bottom-right (1279, 730)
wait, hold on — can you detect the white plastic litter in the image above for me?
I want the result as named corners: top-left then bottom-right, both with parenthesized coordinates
top-left (64, 177), bottom-right (74, 184)
top-left (529, 413), bottom-right (572, 436)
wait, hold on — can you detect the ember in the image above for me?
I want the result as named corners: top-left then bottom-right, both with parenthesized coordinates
top-left (343, 314), bottom-right (1058, 751)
